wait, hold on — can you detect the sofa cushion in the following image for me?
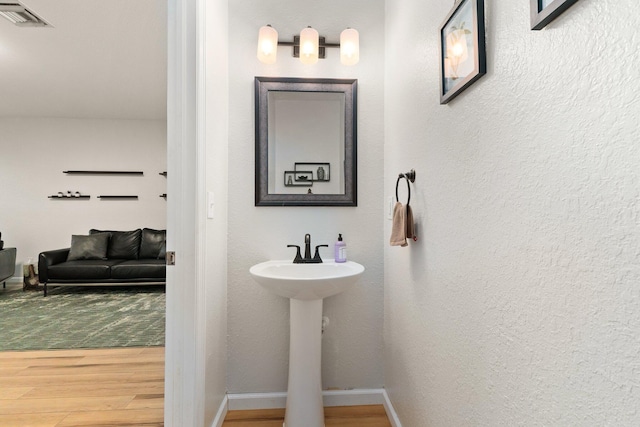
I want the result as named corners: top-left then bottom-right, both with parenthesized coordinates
top-left (110, 259), bottom-right (166, 280)
top-left (67, 234), bottom-right (109, 261)
top-left (48, 259), bottom-right (123, 280)
top-left (139, 228), bottom-right (166, 259)
top-left (157, 241), bottom-right (166, 259)
top-left (90, 229), bottom-right (141, 260)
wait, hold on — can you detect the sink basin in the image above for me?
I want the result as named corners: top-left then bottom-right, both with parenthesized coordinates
top-left (250, 259), bottom-right (365, 300)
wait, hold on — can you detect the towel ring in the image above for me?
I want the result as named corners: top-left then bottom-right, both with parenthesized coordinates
top-left (396, 170), bottom-right (416, 205)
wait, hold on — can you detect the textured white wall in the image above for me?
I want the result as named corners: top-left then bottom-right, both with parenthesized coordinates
top-left (384, 0), bottom-right (640, 425)
top-left (227, 0), bottom-right (385, 393)
top-left (0, 118), bottom-right (167, 275)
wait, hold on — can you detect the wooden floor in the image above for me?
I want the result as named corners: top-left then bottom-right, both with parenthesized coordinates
top-left (0, 347), bottom-right (164, 427)
top-left (0, 347), bottom-right (391, 427)
top-left (222, 405), bottom-right (392, 427)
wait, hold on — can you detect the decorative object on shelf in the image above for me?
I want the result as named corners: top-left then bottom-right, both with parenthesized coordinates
top-left (257, 25), bottom-right (359, 65)
top-left (284, 171), bottom-right (313, 187)
top-left (23, 258), bottom-right (40, 291)
top-left (97, 195), bottom-right (139, 199)
top-left (530, 0), bottom-right (580, 30)
top-left (439, 0), bottom-right (486, 104)
top-left (49, 191), bottom-right (89, 199)
top-left (63, 170), bottom-right (144, 175)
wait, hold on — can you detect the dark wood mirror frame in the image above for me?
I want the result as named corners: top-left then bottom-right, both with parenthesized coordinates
top-left (255, 76), bottom-right (358, 207)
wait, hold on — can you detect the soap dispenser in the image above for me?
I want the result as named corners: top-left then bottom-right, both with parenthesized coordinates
top-left (334, 234), bottom-right (347, 263)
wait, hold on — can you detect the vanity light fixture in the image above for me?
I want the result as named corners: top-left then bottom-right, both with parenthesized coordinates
top-left (0, 1), bottom-right (50, 27)
top-left (257, 25), bottom-right (359, 65)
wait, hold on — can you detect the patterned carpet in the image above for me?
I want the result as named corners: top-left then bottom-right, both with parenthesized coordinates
top-left (0, 285), bottom-right (165, 351)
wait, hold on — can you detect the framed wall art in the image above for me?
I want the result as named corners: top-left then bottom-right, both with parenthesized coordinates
top-left (531, 0), bottom-right (580, 30)
top-left (439, 0), bottom-right (486, 104)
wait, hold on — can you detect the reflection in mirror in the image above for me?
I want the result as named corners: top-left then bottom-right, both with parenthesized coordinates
top-left (255, 77), bottom-right (357, 206)
top-left (269, 92), bottom-right (345, 195)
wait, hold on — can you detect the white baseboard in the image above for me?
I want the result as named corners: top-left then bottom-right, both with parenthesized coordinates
top-left (223, 389), bottom-right (401, 426)
top-left (210, 395), bottom-right (228, 427)
top-left (381, 389), bottom-right (403, 427)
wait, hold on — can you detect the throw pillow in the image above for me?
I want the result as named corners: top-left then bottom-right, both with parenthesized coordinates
top-left (89, 229), bottom-right (142, 259)
top-left (140, 228), bottom-right (166, 259)
top-left (67, 233), bottom-right (109, 261)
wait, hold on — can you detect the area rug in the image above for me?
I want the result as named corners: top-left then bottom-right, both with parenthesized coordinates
top-left (0, 285), bottom-right (165, 351)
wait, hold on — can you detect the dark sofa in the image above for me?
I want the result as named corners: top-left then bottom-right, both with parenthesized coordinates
top-left (0, 247), bottom-right (17, 289)
top-left (38, 228), bottom-right (166, 296)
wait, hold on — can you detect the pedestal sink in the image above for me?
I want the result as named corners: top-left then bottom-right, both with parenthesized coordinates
top-left (249, 260), bottom-right (365, 427)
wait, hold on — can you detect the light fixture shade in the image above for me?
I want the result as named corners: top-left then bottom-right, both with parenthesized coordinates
top-left (340, 28), bottom-right (359, 65)
top-left (299, 26), bottom-right (319, 65)
top-left (257, 25), bottom-right (278, 64)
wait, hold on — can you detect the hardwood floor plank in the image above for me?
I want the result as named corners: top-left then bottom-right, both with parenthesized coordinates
top-left (0, 395), bottom-right (135, 415)
top-left (0, 412), bottom-right (68, 427)
top-left (222, 405), bottom-right (392, 427)
top-left (125, 394), bottom-right (165, 409)
top-left (0, 347), bottom-right (148, 359)
top-left (15, 361), bottom-right (164, 377)
top-left (224, 408), bottom-right (285, 421)
top-left (55, 408), bottom-right (164, 427)
top-left (0, 356), bottom-right (85, 368)
top-left (326, 404), bottom-right (389, 418)
top-left (22, 381), bottom-right (164, 399)
top-left (0, 386), bottom-right (32, 399)
top-left (0, 372), bottom-right (134, 388)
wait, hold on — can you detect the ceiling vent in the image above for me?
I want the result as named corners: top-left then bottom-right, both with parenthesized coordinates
top-left (0, 1), bottom-right (50, 27)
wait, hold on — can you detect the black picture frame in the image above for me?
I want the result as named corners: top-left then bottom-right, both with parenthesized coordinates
top-left (255, 77), bottom-right (357, 207)
top-left (439, 0), bottom-right (486, 105)
top-left (531, 0), bottom-right (580, 30)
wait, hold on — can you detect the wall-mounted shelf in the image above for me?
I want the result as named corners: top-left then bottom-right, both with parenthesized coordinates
top-left (98, 195), bottom-right (139, 199)
top-left (48, 195), bottom-right (90, 199)
top-left (63, 171), bottom-right (144, 175)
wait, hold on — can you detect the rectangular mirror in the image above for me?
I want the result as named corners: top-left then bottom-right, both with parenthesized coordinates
top-left (255, 77), bottom-right (357, 206)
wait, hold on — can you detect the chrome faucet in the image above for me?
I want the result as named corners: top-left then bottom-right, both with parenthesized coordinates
top-left (287, 234), bottom-right (328, 264)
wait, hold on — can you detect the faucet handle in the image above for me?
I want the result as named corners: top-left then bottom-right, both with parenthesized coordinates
top-left (313, 245), bottom-right (329, 263)
top-left (287, 245), bottom-right (302, 263)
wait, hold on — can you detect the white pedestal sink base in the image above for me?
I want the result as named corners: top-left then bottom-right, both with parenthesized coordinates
top-left (284, 298), bottom-right (325, 427)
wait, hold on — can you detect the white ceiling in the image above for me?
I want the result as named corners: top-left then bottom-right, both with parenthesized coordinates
top-left (0, 0), bottom-right (167, 120)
